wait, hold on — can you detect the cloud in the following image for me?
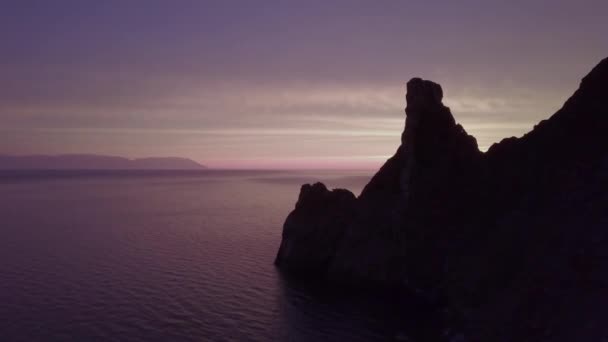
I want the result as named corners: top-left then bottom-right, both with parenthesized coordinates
top-left (0, 76), bottom-right (573, 161)
top-left (1, 0), bottom-right (605, 168)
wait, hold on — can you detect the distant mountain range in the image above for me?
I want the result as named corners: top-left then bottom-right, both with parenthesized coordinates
top-left (0, 154), bottom-right (207, 170)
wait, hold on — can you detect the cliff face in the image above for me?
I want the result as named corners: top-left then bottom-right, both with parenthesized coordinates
top-left (276, 78), bottom-right (483, 287)
top-left (275, 183), bottom-right (357, 275)
top-left (275, 57), bottom-right (608, 340)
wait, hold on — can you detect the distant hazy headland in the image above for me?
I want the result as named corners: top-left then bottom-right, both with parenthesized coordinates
top-left (0, 154), bottom-right (206, 170)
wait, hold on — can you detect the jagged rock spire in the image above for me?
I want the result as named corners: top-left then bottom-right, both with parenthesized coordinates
top-left (361, 77), bottom-right (479, 201)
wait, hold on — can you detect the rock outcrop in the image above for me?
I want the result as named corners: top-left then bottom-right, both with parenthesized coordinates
top-left (275, 183), bottom-right (356, 274)
top-left (275, 57), bottom-right (608, 341)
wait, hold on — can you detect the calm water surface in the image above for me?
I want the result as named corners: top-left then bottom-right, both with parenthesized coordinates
top-left (0, 170), bottom-right (427, 341)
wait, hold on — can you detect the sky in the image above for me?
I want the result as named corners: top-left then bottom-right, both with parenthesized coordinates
top-left (1, 0), bottom-right (606, 169)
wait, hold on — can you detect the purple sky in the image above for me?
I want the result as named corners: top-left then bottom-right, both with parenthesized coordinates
top-left (1, 0), bottom-right (606, 169)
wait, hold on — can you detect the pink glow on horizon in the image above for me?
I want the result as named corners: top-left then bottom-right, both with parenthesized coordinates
top-left (205, 157), bottom-right (388, 170)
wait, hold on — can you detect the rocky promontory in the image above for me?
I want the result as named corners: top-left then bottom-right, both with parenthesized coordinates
top-left (275, 57), bottom-right (608, 341)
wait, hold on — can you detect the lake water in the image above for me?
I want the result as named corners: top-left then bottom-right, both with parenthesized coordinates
top-left (0, 170), bottom-right (439, 341)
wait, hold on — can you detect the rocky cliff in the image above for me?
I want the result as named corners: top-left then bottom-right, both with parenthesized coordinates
top-left (275, 57), bottom-right (608, 341)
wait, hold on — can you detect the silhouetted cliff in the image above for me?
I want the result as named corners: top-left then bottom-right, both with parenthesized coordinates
top-left (275, 57), bottom-right (608, 341)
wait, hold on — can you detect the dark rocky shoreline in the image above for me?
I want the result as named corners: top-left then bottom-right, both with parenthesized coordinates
top-left (275, 57), bottom-right (608, 341)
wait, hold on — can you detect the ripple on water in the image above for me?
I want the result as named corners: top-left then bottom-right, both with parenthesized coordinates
top-left (0, 170), bottom-right (425, 342)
